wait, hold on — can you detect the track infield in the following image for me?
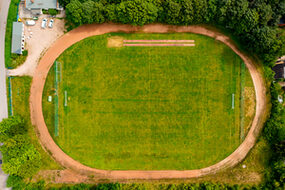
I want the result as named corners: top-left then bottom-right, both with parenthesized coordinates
top-left (42, 33), bottom-right (253, 170)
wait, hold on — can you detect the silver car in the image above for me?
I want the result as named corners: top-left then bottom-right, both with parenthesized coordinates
top-left (48, 19), bottom-right (54, 28)
top-left (41, 18), bottom-right (47, 29)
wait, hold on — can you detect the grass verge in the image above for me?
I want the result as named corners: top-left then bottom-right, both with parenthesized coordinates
top-left (10, 76), bottom-right (61, 170)
top-left (5, 0), bottom-right (28, 69)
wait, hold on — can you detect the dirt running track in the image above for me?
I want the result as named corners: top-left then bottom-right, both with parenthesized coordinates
top-left (30, 23), bottom-right (267, 180)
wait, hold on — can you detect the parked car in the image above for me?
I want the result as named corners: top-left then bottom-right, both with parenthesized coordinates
top-left (48, 19), bottom-right (54, 28)
top-left (0, 159), bottom-right (2, 164)
top-left (33, 17), bottom-right (38, 20)
top-left (41, 18), bottom-right (47, 29)
top-left (26, 20), bottom-right (36, 26)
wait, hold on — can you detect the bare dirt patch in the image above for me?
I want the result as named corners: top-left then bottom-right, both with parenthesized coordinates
top-left (107, 36), bottom-right (124, 47)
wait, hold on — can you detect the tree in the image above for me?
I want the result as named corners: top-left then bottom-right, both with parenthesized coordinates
top-left (0, 115), bottom-right (25, 141)
top-left (116, 0), bottom-right (158, 26)
top-left (105, 4), bottom-right (117, 22)
top-left (161, 0), bottom-right (182, 25)
top-left (1, 141), bottom-right (42, 178)
top-left (0, 117), bottom-right (42, 178)
top-left (81, 0), bottom-right (95, 24)
top-left (66, 0), bottom-right (84, 26)
top-left (92, 2), bottom-right (105, 23)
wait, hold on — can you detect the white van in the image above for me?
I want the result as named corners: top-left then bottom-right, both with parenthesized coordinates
top-left (26, 20), bottom-right (36, 26)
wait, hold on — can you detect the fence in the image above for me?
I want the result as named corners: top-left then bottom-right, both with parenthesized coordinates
top-left (7, 76), bottom-right (13, 116)
top-left (54, 61), bottom-right (60, 136)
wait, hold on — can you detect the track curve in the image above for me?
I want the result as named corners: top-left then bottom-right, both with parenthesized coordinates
top-left (30, 23), bottom-right (267, 180)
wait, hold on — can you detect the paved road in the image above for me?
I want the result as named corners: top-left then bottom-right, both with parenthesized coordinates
top-left (0, 0), bottom-right (9, 121)
top-left (0, 0), bottom-right (12, 189)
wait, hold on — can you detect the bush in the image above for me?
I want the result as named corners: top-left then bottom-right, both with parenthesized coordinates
top-left (48, 9), bottom-right (58, 16)
top-left (22, 50), bottom-right (28, 56)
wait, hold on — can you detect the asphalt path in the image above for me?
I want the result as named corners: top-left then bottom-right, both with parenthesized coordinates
top-left (0, 0), bottom-right (12, 189)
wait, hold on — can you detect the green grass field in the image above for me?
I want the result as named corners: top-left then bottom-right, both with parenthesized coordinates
top-left (9, 77), bottom-right (61, 170)
top-left (43, 33), bottom-right (254, 170)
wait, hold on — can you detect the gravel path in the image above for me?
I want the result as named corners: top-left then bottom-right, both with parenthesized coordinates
top-left (30, 23), bottom-right (267, 180)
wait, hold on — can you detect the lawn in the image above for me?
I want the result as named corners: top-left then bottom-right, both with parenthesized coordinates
top-left (42, 33), bottom-right (254, 170)
top-left (10, 77), bottom-right (61, 170)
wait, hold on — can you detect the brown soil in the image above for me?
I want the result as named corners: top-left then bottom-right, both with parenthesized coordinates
top-left (30, 23), bottom-right (267, 180)
top-left (107, 36), bottom-right (124, 47)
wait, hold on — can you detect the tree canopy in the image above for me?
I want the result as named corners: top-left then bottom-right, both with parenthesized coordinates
top-left (61, 0), bottom-right (285, 65)
top-left (0, 116), bottom-right (42, 178)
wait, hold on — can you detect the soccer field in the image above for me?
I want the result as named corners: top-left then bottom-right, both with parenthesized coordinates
top-left (42, 33), bottom-right (254, 170)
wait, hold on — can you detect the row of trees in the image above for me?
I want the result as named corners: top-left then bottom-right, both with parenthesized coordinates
top-left (7, 181), bottom-right (263, 190)
top-left (0, 116), bottom-right (42, 178)
top-left (60, 0), bottom-right (285, 65)
top-left (262, 82), bottom-right (285, 190)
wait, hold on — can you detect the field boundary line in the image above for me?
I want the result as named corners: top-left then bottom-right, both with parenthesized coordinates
top-left (123, 40), bottom-right (195, 43)
top-left (124, 44), bottom-right (195, 47)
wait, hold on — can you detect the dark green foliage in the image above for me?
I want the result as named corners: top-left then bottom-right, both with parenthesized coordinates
top-left (0, 116), bottom-right (26, 141)
top-left (48, 9), bottom-right (58, 16)
top-left (1, 136), bottom-right (42, 178)
top-left (7, 177), bottom-right (45, 190)
top-left (116, 0), bottom-right (159, 25)
top-left (22, 50), bottom-right (28, 56)
top-left (6, 175), bottom-right (23, 188)
top-left (261, 82), bottom-right (285, 189)
top-left (63, 0), bottom-right (285, 63)
top-left (0, 116), bottom-right (42, 178)
top-left (264, 83), bottom-right (285, 145)
top-left (66, 0), bottom-right (84, 26)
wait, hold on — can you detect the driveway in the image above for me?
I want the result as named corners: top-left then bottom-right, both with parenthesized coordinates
top-left (0, 0), bottom-right (12, 189)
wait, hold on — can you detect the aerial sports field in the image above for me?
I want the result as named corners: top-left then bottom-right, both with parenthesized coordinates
top-left (42, 31), bottom-right (254, 170)
top-left (29, 24), bottom-right (266, 179)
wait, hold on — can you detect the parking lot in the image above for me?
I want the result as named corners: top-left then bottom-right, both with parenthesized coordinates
top-left (9, 17), bottom-right (65, 76)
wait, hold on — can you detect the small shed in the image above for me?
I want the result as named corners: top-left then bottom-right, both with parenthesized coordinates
top-left (11, 22), bottom-right (24, 55)
top-left (272, 63), bottom-right (285, 79)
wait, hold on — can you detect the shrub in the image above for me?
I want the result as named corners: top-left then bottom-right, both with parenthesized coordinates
top-left (48, 9), bottom-right (58, 16)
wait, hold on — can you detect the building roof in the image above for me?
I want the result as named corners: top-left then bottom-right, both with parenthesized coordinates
top-left (25, 0), bottom-right (57, 9)
top-left (272, 63), bottom-right (285, 79)
top-left (11, 22), bottom-right (24, 54)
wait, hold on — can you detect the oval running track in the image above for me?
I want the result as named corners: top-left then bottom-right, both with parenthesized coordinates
top-left (30, 23), bottom-right (267, 180)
